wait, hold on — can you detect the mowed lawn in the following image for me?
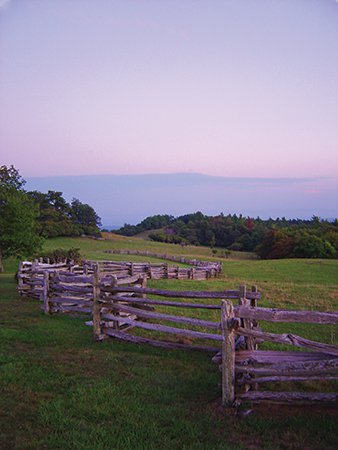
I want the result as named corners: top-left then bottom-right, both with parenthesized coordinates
top-left (0, 237), bottom-right (337, 449)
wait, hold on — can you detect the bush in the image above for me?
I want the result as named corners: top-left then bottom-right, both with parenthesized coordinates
top-left (37, 247), bottom-right (82, 264)
top-left (293, 234), bottom-right (336, 258)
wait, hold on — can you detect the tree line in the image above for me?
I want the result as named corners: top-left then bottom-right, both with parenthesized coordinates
top-left (116, 212), bottom-right (338, 259)
top-left (0, 165), bottom-right (101, 271)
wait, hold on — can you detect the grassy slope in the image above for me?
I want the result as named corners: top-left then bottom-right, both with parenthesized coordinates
top-left (0, 237), bottom-right (337, 449)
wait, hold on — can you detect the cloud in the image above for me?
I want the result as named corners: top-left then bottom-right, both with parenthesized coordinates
top-left (0, 0), bottom-right (12, 11)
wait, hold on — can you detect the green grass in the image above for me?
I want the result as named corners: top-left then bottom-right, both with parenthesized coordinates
top-left (42, 234), bottom-right (254, 261)
top-left (0, 237), bottom-right (337, 449)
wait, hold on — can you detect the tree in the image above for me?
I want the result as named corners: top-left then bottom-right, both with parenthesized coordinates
top-left (293, 233), bottom-right (335, 258)
top-left (28, 190), bottom-right (80, 237)
top-left (71, 198), bottom-right (101, 235)
top-left (0, 165), bottom-right (26, 191)
top-left (0, 166), bottom-right (43, 271)
top-left (255, 229), bottom-right (295, 259)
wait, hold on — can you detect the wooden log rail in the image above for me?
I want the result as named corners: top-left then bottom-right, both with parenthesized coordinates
top-left (101, 302), bottom-right (220, 329)
top-left (104, 286), bottom-right (260, 300)
top-left (235, 305), bottom-right (338, 325)
top-left (236, 326), bottom-right (338, 356)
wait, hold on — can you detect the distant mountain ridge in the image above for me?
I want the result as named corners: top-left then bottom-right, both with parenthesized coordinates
top-left (25, 172), bottom-right (338, 226)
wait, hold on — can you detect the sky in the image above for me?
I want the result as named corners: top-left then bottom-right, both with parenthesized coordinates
top-left (1, 0), bottom-right (338, 222)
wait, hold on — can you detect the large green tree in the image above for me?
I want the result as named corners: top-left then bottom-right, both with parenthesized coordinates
top-left (71, 198), bottom-right (101, 235)
top-left (0, 165), bottom-right (42, 271)
top-left (28, 190), bottom-right (80, 237)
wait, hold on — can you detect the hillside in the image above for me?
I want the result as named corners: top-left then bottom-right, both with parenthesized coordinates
top-left (114, 212), bottom-right (338, 259)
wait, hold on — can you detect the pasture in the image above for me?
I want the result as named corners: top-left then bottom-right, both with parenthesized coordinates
top-left (0, 236), bottom-right (337, 449)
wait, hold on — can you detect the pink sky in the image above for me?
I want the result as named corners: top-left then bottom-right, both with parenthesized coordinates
top-left (0, 0), bottom-right (338, 179)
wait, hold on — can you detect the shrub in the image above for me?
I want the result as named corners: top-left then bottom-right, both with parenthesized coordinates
top-left (37, 247), bottom-right (82, 264)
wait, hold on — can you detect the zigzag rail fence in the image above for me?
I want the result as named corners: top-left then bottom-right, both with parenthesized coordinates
top-left (17, 257), bottom-right (221, 299)
top-left (104, 249), bottom-right (223, 270)
top-left (18, 261), bottom-right (338, 406)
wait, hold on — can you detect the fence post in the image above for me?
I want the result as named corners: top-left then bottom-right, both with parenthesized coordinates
top-left (251, 285), bottom-right (258, 308)
top-left (148, 263), bottom-right (153, 280)
top-left (42, 271), bottom-right (50, 314)
top-left (17, 261), bottom-right (24, 295)
top-left (92, 264), bottom-right (102, 340)
top-left (141, 274), bottom-right (147, 297)
top-left (250, 285), bottom-right (259, 392)
top-left (221, 300), bottom-right (238, 407)
top-left (239, 284), bottom-right (246, 304)
top-left (251, 285), bottom-right (259, 351)
top-left (111, 275), bottom-right (119, 331)
top-left (239, 284), bottom-right (255, 351)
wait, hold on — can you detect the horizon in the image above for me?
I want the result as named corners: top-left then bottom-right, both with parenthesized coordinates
top-left (25, 172), bottom-right (338, 226)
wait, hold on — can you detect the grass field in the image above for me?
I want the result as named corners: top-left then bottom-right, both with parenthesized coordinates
top-left (0, 236), bottom-right (337, 449)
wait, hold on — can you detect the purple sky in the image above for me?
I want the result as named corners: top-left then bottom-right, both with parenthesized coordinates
top-left (0, 0), bottom-right (337, 220)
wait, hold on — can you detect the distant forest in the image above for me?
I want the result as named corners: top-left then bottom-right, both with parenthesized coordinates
top-left (115, 212), bottom-right (338, 259)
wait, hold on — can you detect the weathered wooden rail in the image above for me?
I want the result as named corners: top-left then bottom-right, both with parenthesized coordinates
top-left (19, 261), bottom-right (338, 406)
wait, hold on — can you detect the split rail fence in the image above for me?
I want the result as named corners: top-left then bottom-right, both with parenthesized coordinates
top-left (104, 249), bottom-right (222, 270)
top-left (34, 267), bottom-right (338, 406)
top-left (18, 257), bottom-right (221, 299)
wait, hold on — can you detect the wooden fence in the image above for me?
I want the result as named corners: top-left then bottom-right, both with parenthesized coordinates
top-left (39, 268), bottom-right (258, 346)
top-left (18, 260), bottom-right (84, 299)
top-left (83, 259), bottom-right (221, 279)
top-left (19, 260), bottom-right (338, 406)
top-left (104, 249), bottom-right (222, 270)
top-left (42, 269), bottom-right (147, 324)
top-left (18, 257), bottom-right (221, 298)
top-left (213, 301), bottom-right (338, 405)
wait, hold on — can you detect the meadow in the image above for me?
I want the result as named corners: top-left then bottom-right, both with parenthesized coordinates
top-left (0, 236), bottom-right (337, 449)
